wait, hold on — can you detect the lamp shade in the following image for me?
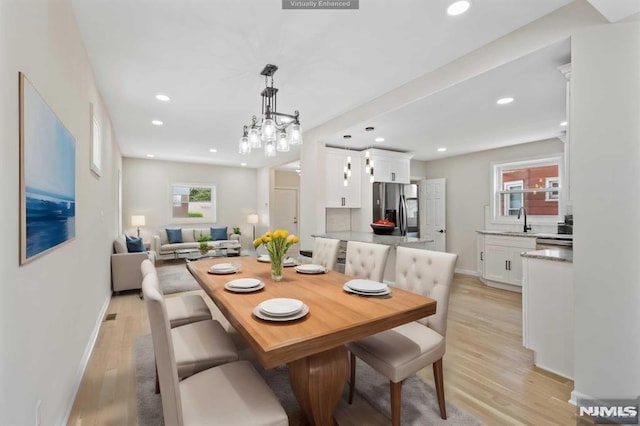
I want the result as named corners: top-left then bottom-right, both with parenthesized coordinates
top-left (247, 214), bottom-right (259, 225)
top-left (131, 215), bottom-right (146, 227)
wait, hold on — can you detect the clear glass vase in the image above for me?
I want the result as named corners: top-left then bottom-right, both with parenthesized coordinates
top-left (270, 255), bottom-right (284, 282)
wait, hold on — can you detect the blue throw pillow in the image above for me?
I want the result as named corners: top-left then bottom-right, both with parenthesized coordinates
top-left (166, 228), bottom-right (183, 244)
top-left (210, 227), bottom-right (227, 241)
top-left (125, 235), bottom-right (145, 253)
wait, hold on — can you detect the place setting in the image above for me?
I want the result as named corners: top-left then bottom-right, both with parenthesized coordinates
top-left (224, 278), bottom-right (265, 293)
top-left (294, 264), bottom-right (327, 274)
top-left (208, 262), bottom-right (240, 275)
top-left (253, 298), bottom-right (309, 322)
top-left (343, 279), bottom-right (392, 297)
top-left (257, 254), bottom-right (298, 267)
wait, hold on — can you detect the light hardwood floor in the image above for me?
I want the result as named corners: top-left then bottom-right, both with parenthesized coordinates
top-left (68, 272), bottom-right (576, 425)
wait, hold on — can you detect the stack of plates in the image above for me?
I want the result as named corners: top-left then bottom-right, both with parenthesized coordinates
top-left (208, 263), bottom-right (237, 275)
top-left (257, 255), bottom-right (297, 267)
top-left (224, 278), bottom-right (264, 293)
top-left (295, 264), bottom-right (326, 274)
top-left (343, 279), bottom-right (391, 296)
top-left (253, 298), bottom-right (309, 321)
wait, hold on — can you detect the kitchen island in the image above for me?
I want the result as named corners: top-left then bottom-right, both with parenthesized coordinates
top-left (313, 232), bottom-right (434, 283)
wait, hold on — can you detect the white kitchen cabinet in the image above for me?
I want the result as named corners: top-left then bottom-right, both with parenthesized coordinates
top-left (370, 149), bottom-right (411, 184)
top-left (480, 235), bottom-right (536, 290)
top-left (325, 147), bottom-right (361, 208)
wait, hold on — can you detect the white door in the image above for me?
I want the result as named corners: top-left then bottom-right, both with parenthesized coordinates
top-left (420, 178), bottom-right (446, 251)
top-left (273, 188), bottom-right (299, 255)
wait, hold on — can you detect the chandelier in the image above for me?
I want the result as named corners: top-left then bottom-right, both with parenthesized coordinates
top-left (239, 64), bottom-right (303, 157)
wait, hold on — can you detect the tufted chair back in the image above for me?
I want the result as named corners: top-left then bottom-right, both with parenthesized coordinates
top-left (345, 241), bottom-right (391, 282)
top-left (142, 273), bottom-right (184, 426)
top-left (394, 247), bottom-right (458, 335)
top-left (311, 237), bottom-right (340, 271)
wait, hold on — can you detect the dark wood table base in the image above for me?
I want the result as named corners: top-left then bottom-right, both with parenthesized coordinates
top-left (288, 345), bottom-right (348, 426)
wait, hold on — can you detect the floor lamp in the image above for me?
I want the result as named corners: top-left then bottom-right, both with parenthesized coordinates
top-left (247, 214), bottom-right (259, 241)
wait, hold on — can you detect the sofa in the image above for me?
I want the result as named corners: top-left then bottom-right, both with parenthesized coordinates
top-left (111, 234), bottom-right (156, 293)
top-left (152, 227), bottom-right (241, 260)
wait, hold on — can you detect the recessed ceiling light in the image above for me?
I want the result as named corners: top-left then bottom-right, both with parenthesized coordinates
top-left (447, 1), bottom-right (470, 16)
top-left (146, 154), bottom-right (155, 158)
top-left (437, 147), bottom-right (447, 152)
top-left (209, 148), bottom-right (217, 153)
top-left (155, 94), bottom-right (170, 102)
top-left (375, 137), bottom-right (385, 142)
top-left (295, 169), bottom-right (301, 173)
top-left (496, 97), bottom-right (514, 105)
top-left (240, 162), bottom-right (247, 167)
top-left (560, 121), bottom-right (568, 126)
top-left (151, 120), bottom-right (163, 126)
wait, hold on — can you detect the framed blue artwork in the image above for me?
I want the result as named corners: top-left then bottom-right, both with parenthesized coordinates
top-left (19, 73), bottom-right (76, 264)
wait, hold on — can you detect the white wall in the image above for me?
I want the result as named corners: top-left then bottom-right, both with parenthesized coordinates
top-left (122, 158), bottom-right (257, 245)
top-left (419, 138), bottom-right (563, 272)
top-left (274, 170), bottom-right (300, 188)
top-left (571, 19), bottom-right (640, 402)
top-left (0, 1), bottom-right (121, 424)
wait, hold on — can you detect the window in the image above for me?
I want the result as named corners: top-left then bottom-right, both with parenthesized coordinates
top-left (492, 156), bottom-right (562, 222)
top-left (171, 184), bottom-right (216, 221)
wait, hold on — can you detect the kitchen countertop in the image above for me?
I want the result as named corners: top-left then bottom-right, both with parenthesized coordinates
top-left (477, 230), bottom-right (573, 240)
top-left (521, 248), bottom-right (573, 263)
top-left (313, 232), bottom-right (433, 247)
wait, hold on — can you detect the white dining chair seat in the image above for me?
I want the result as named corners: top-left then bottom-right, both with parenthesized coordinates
top-left (172, 319), bottom-right (238, 379)
top-left (345, 241), bottom-right (390, 282)
top-left (347, 321), bottom-right (445, 383)
top-left (180, 360), bottom-right (288, 426)
top-left (165, 295), bottom-right (212, 328)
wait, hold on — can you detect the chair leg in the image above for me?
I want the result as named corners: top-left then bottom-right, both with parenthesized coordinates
top-left (433, 358), bottom-right (447, 419)
top-left (155, 363), bottom-right (160, 394)
top-left (390, 380), bottom-right (402, 426)
top-left (348, 352), bottom-right (356, 404)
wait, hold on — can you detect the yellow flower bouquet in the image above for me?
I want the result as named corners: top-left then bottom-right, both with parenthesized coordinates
top-left (253, 229), bottom-right (299, 281)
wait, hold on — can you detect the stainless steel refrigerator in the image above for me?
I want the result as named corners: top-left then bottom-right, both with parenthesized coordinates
top-left (372, 182), bottom-right (419, 236)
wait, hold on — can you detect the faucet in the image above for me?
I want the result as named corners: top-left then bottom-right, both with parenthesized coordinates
top-left (517, 207), bottom-right (532, 232)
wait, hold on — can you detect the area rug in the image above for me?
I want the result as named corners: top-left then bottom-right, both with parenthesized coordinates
top-left (135, 334), bottom-right (481, 425)
top-left (155, 262), bottom-right (201, 294)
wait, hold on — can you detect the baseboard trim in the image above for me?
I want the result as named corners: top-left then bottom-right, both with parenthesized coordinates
top-left (570, 389), bottom-right (595, 406)
top-left (59, 293), bottom-right (111, 425)
top-left (455, 268), bottom-right (478, 276)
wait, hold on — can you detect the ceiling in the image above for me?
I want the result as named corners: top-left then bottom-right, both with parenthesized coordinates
top-left (72, 0), bottom-right (579, 168)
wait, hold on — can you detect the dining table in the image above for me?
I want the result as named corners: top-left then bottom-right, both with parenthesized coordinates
top-left (187, 256), bottom-right (437, 426)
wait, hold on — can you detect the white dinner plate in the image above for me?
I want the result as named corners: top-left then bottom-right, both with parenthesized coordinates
top-left (224, 281), bottom-right (265, 293)
top-left (226, 278), bottom-right (262, 289)
top-left (343, 284), bottom-right (391, 297)
top-left (253, 304), bottom-right (309, 322)
top-left (345, 279), bottom-right (388, 293)
top-left (258, 298), bottom-right (304, 317)
top-left (295, 264), bottom-right (326, 274)
top-left (257, 255), bottom-right (297, 266)
top-left (208, 263), bottom-right (237, 274)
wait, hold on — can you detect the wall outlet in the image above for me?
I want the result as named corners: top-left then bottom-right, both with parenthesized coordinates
top-left (35, 400), bottom-right (41, 426)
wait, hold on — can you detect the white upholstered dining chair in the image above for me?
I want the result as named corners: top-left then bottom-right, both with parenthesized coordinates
top-left (347, 247), bottom-right (458, 425)
top-left (141, 259), bottom-right (212, 328)
top-left (142, 276), bottom-right (288, 426)
top-left (345, 241), bottom-right (391, 282)
top-left (142, 272), bottom-right (239, 393)
top-left (311, 237), bottom-right (340, 271)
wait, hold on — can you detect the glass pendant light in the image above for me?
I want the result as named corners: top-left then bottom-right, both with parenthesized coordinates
top-left (264, 140), bottom-right (276, 157)
top-left (288, 122), bottom-right (303, 145)
top-left (276, 131), bottom-right (290, 152)
top-left (239, 135), bottom-right (251, 155)
top-left (261, 118), bottom-right (276, 142)
top-left (248, 127), bottom-right (261, 148)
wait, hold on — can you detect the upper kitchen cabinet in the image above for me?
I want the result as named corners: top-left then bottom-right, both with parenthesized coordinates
top-left (370, 149), bottom-right (412, 184)
top-left (325, 147), bottom-right (362, 208)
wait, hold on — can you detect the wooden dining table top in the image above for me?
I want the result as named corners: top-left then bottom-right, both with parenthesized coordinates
top-left (187, 257), bottom-right (437, 369)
